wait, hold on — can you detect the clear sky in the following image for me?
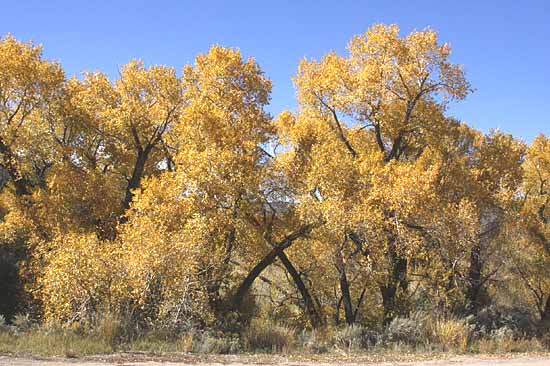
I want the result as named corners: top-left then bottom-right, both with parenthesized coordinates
top-left (2, 0), bottom-right (548, 141)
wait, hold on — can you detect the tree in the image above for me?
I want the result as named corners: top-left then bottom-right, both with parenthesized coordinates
top-left (0, 29), bottom-right (546, 333)
top-left (277, 23), bottom-right (470, 324)
top-left (0, 34), bottom-right (65, 198)
top-left (512, 134), bottom-right (550, 329)
top-left (73, 61), bottom-right (184, 214)
top-left (406, 127), bottom-right (524, 314)
top-left (114, 45), bottom-right (281, 324)
top-left (0, 35), bottom-right (65, 319)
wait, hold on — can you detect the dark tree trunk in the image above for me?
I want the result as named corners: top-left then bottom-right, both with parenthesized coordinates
top-left (231, 245), bottom-right (284, 307)
top-left (13, 178), bottom-right (31, 196)
top-left (335, 296), bottom-right (342, 325)
top-left (339, 270), bottom-right (354, 325)
top-left (123, 147), bottom-right (152, 210)
top-left (466, 241), bottom-right (482, 315)
top-left (465, 211), bottom-right (502, 315)
top-left (277, 251), bottom-right (324, 328)
top-left (229, 225), bottom-right (313, 310)
top-left (380, 283), bottom-right (397, 326)
top-left (353, 285), bottom-right (367, 321)
top-left (380, 239), bottom-right (408, 325)
top-left (335, 251), bottom-right (354, 325)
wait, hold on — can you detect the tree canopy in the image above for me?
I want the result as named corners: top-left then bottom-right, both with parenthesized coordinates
top-left (0, 26), bottom-right (547, 334)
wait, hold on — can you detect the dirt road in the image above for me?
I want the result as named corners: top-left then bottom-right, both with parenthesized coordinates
top-left (2, 354), bottom-right (550, 366)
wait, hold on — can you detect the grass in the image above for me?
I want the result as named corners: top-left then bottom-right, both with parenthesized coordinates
top-left (243, 319), bottom-right (296, 352)
top-left (0, 330), bottom-right (113, 357)
top-left (475, 335), bottom-right (546, 353)
top-left (2, 328), bottom-right (546, 359)
top-left (429, 318), bottom-right (471, 352)
top-left (0, 314), bottom-right (548, 359)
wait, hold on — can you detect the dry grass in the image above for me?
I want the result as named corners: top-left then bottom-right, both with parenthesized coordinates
top-left (0, 313), bottom-right (547, 358)
top-left (476, 335), bottom-right (545, 353)
top-left (429, 318), bottom-right (471, 352)
top-left (0, 329), bottom-right (112, 357)
top-left (243, 318), bottom-right (296, 353)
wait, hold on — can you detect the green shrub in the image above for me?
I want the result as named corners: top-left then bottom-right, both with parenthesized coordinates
top-left (384, 312), bottom-right (430, 345)
top-left (0, 326), bottom-right (112, 356)
top-left (474, 305), bottom-right (535, 338)
top-left (193, 332), bottom-right (241, 354)
top-left (0, 235), bottom-right (28, 322)
top-left (12, 313), bottom-right (33, 332)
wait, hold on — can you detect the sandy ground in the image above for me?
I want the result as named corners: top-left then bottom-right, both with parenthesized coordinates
top-left (2, 354), bottom-right (550, 366)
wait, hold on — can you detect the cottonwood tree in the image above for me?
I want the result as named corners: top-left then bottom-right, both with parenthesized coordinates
top-left (0, 30), bottom-right (545, 331)
top-left (0, 35), bottom-right (65, 318)
top-left (0, 35), bottom-right (65, 197)
top-left (511, 134), bottom-right (550, 328)
top-left (404, 126), bottom-right (524, 314)
top-left (72, 61), bottom-right (184, 214)
top-left (114, 46), bottom-right (320, 326)
top-left (277, 24), bottom-right (470, 324)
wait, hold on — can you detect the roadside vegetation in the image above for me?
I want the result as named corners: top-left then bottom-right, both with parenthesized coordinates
top-left (1, 24), bottom-right (550, 359)
top-left (1, 311), bottom-right (549, 357)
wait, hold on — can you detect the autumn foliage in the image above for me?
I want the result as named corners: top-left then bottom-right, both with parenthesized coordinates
top-left (0, 26), bottom-right (548, 336)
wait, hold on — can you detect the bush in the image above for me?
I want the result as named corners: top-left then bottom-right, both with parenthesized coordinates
top-left (193, 331), bottom-right (241, 354)
top-left (297, 329), bottom-right (329, 354)
top-left (381, 313), bottom-right (474, 352)
top-left (12, 313), bottom-right (33, 332)
top-left (40, 234), bottom-right (127, 323)
top-left (0, 233), bottom-right (28, 322)
top-left (93, 312), bottom-right (128, 347)
top-left (330, 325), bottom-right (377, 351)
top-left (430, 318), bottom-right (472, 352)
top-left (476, 327), bottom-right (545, 353)
top-left (0, 324), bottom-right (112, 356)
top-left (243, 318), bottom-right (295, 352)
top-left (384, 312), bottom-right (430, 345)
top-left (474, 305), bottom-right (535, 338)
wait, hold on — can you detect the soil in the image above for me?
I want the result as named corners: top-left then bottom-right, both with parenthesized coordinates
top-left (2, 353), bottom-right (550, 366)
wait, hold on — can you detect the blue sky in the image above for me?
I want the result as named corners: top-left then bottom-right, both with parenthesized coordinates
top-left (2, 0), bottom-right (548, 141)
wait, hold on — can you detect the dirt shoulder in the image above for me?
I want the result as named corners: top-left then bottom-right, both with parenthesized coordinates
top-left (2, 353), bottom-right (550, 366)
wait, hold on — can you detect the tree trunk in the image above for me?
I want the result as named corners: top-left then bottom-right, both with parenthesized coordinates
top-left (335, 296), bottom-right (342, 325)
top-left (339, 270), bottom-right (354, 325)
top-left (229, 225), bottom-right (313, 310)
top-left (335, 250), bottom-right (354, 325)
top-left (123, 147), bottom-right (152, 210)
top-left (277, 250), bottom-right (324, 328)
top-left (13, 178), bottom-right (30, 196)
top-left (380, 239), bottom-right (408, 325)
top-left (231, 245), bottom-right (284, 307)
top-left (380, 283), bottom-right (397, 326)
top-left (466, 241), bottom-right (482, 315)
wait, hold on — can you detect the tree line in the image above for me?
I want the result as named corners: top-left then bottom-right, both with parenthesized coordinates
top-left (1, 25), bottom-right (549, 333)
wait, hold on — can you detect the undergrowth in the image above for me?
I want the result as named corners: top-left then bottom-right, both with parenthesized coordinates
top-left (0, 311), bottom-right (548, 358)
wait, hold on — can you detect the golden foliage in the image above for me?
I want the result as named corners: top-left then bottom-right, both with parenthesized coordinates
top-left (0, 26), bottom-right (546, 331)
